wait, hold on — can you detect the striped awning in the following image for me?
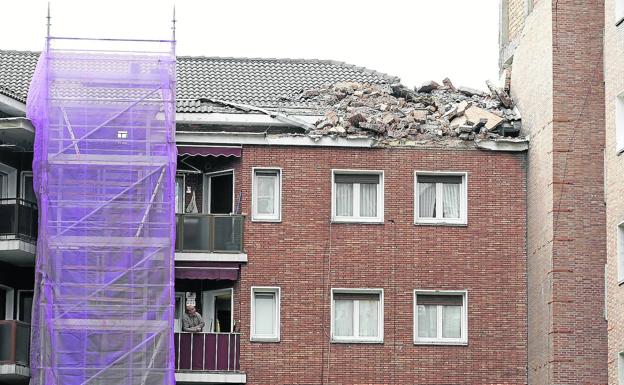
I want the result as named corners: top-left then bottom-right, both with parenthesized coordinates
top-left (177, 145), bottom-right (241, 157)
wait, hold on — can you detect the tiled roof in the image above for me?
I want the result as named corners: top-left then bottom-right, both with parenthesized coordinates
top-left (0, 50), bottom-right (399, 114)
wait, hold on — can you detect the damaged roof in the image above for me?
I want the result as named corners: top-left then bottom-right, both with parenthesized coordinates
top-left (0, 49), bottom-right (399, 114)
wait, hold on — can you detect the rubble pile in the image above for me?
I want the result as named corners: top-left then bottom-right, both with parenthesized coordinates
top-left (289, 78), bottom-right (523, 144)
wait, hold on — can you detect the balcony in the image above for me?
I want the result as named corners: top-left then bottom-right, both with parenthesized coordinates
top-left (0, 321), bottom-right (30, 381)
top-left (0, 199), bottom-right (37, 266)
top-left (175, 214), bottom-right (246, 263)
top-left (174, 332), bottom-right (245, 383)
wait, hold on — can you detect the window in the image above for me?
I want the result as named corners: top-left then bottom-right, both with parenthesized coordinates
top-left (252, 168), bottom-right (281, 221)
top-left (414, 291), bottom-right (467, 345)
top-left (17, 290), bottom-right (33, 324)
top-left (618, 222), bottom-right (624, 284)
top-left (617, 92), bottom-right (624, 153)
top-left (415, 172), bottom-right (467, 225)
top-left (332, 171), bottom-right (383, 223)
top-left (331, 289), bottom-right (383, 343)
top-left (0, 163), bottom-right (17, 200)
top-left (175, 175), bottom-right (184, 214)
top-left (20, 172), bottom-right (35, 203)
top-left (251, 287), bottom-right (280, 342)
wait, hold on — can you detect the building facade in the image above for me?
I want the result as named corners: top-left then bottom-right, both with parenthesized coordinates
top-left (0, 50), bottom-right (529, 384)
top-left (605, 0), bottom-right (624, 383)
top-left (500, 0), bottom-right (609, 383)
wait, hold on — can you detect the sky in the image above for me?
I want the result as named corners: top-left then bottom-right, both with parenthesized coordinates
top-left (0, 0), bottom-right (501, 91)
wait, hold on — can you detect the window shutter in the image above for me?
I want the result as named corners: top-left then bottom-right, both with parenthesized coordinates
top-left (417, 175), bottom-right (463, 184)
top-left (335, 174), bottom-right (380, 184)
top-left (416, 294), bottom-right (463, 306)
top-left (334, 292), bottom-right (379, 301)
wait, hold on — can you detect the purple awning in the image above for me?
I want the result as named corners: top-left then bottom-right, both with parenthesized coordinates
top-left (177, 146), bottom-right (241, 158)
top-left (175, 261), bottom-right (240, 280)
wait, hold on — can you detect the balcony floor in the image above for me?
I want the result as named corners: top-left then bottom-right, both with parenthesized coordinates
top-left (0, 239), bottom-right (36, 266)
top-left (0, 363), bottom-right (30, 384)
top-left (175, 371), bottom-right (246, 384)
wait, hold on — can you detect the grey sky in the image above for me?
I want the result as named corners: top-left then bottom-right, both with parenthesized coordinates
top-left (0, 0), bottom-right (500, 91)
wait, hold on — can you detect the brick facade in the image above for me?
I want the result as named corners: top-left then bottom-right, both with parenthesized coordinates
top-left (215, 145), bottom-right (528, 384)
top-left (604, 0), bottom-right (624, 382)
top-left (506, 0), bottom-right (608, 383)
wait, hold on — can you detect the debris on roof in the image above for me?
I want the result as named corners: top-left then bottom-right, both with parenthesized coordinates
top-left (289, 79), bottom-right (523, 145)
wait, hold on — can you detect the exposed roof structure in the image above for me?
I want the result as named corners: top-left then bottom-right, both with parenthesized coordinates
top-left (0, 49), bottom-right (399, 114)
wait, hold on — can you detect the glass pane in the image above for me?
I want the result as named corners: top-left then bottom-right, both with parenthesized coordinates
top-left (257, 175), bottom-right (276, 214)
top-left (442, 305), bottom-right (462, 338)
top-left (23, 175), bottom-right (36, 203)
top-left (359, 183), bottom-right (377, 217)
top-left (175, 176), bottom-right (184, 214)
top-left (334, 299), bottom-right (354, 337)
top-left (418, 182), bottom-right (436, 218)
top-left (213, 216), bottom-right (243, 252)
top-left (358, 299), bottom-right (379, 337)
top-left (182, 216), bottom-right (211, 251)
top-left (254, 292), bottom-right (276, 336)
top-left (417, 304), bottom-right (437, 338)
top-left (19, 292), bottom-right (33, 324)
top-left (335, 183), bottom-right (353, 217)
top-left (442, 183), bottom-right (461, 218)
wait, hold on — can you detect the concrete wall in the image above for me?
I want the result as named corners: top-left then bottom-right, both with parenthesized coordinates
top-left (508, 0), bottom-right (608, 383)
top-left (604, 0), bottom-right (624, 382)
top-left (232, 145), bottom-right (527, 384)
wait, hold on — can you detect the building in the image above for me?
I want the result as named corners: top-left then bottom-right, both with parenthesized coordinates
top-left (499, 0), bottom-right (608, 383)
top-left (0, 48), bottom-right (529, 384)
top-left (604, 0), bottom-right (624, 383)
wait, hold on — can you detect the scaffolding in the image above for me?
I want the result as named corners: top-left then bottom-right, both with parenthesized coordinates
top-left (26, 34), bottom-right (177, 385)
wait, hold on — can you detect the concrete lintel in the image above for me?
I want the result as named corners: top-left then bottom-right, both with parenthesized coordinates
top-left (175, 252), bottom-right (248, 263)
top-left (474, 138), bottom-right (529, 152)
top-left (175, 371), bottom-right (246, 384)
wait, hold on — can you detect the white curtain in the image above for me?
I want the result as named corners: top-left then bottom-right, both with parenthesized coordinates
top-left (186, 191), bottom-right (198, 214)
top-left (254, 293), bottom-right (275, 335)
top-left (175, 177), bottom-right (183, 214)
top-left (417, 304), bottom-right (437, 338)
top-left (335, 183), bottom-right (353, 216)
top-left (359, 183), bottom-right (377, 217)
top-left (442, 305), bottom-right (461, 338)
top-left (334, 299), bottom-right (354, 337)
top-left (257, 175), bottom-right (276, 214)
top-left (358, 299), bottom-right (379, 337)
top-left (443, 183), bottom-right (460, 218)
top-left (418, 182), bottom-right (436, 217)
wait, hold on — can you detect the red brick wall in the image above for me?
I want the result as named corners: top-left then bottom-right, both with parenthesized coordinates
top-left (228, 145), bottom-right (527, 384)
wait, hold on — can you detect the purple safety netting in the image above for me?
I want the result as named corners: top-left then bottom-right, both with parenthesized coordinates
top-left (26, 37), bottom-right (176, 385)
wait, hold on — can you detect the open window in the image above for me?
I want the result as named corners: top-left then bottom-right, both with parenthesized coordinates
top-left (331, 289), bottom-right (383, 343)
top-left (202, 288), bottom-right (233, 333)
top-left (0, 163), bottom-right (17, 200)
top-left (175, 175), bottom-right (185, 214)
top-left (0, 285), bottom-right (14, 320)
top-left (204, 170), bottom-right (234, 215)
top-left (20, 171), bottom-right (35, 203)
top-left (17, 290), bottom-right (33, 324)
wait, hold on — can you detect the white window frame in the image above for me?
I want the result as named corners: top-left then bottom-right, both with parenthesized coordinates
top-left (0, 284), bottom-right (15, 320)
top-left (0, 162), bottom-right (17, 200)
top-left (618, 221), bottom-right (624, 285)
top-left (175, 174), bottom-right (185, 214)
top-left (251, 167), bottom-right (282, 222)
top-left (619, 351), bottom-right (624, 385)
top-left (330, 288), bottom-right (384, 344)
top-left (616, 92), bottom-right (624, 154)
top-left (203, 169), bottom-right (236, 214)
top-left (331, 170), bottom-right (384, 223)
top-left (413, 290), bottom-right (468, 345)
top-left (616, 0), bottom-right (624, 26)
top-left (250, 286), bottom-right (280, 342)
top-left (414, 171), bottom-right (468, 226)
top-left (16, 289), bottom-right (34, 323)
top-left (20, 171), bottom-right (34, 202)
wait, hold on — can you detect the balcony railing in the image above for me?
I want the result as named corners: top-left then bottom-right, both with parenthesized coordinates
top-left (0, 198), bottom-right (38, 242)
top-left (174, 332), bottom-right (240, 372)
top-left (0, 320), bottom-right (30, 366)
top-left (175, 214), bottom-right (244, 253)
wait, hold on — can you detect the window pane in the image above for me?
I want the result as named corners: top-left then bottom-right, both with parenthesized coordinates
top-left (334, 299), bottom-right (354, 337)
top-left (19, 292), bottom-right (33, 324)
top-left (335, 183), bottom-right (353, 217)
top-left (418, 182), bottom-right (436, 218)
top-left (254, 292), bottom-right (275, 335)
top-left (175, 176), bottom-right (184, 214)
top-left (358, 299), bottom-right (379, 337)
top-left (442, 305), bottom-right (462, 338)
top-left (417, 304), bottom-right (437, 338)
top-left (23, 175), bottom-right (36, 203)
top-left (257, 175), bottom-right (276, 214)
top-left (360, 183), bottom-right (377, 217)
top-left (443, 183), bottom-right (461, 218)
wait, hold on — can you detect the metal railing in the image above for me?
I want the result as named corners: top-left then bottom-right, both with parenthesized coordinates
top-left (175, 214), bottom-right (244, 253)
top-left (0, 198), bottom-right (38, 241)
top-left (174, 332), bottom-right (240, 372)
top-left (0, 320), bottom-right (30, 366)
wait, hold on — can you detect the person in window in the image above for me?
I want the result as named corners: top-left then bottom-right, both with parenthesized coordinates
top-left (182, 305), bottom-right (205, 332)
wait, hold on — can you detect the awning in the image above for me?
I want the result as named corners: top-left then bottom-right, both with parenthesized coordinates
top-left (177, 145), bottom-right (241, 158)
top-left (175, 261), bottom-right (240, 280)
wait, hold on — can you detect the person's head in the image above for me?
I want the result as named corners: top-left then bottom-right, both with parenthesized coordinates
top-left (186, 305), bottom-right (196, 315)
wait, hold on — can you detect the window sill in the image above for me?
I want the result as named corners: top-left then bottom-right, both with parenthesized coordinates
top-left (331, 338), bottom-right (384, 344)
top-left (414, 340), bottom-right (468, 346)
top-left (250, 336), bottom-right (280, 343)
top-left (414, 220), bottom-right (467, 227)
top-left (251, 218), bottom-right (282, 223)
top-left (331, 218), bottom-right (384, 224)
